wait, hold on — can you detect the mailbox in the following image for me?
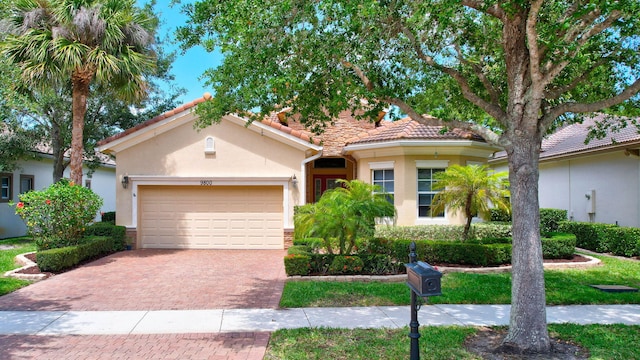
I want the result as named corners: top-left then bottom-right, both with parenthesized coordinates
top-left (406, 261), bottom-right (442, 297)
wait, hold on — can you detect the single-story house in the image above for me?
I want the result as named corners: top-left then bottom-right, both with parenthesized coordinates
top-left (98, 93), bottom-right (500, 250)
top-left (1, 152), bottom-right (116, 239)
top-left (489, 114), bottom-right (640, 227)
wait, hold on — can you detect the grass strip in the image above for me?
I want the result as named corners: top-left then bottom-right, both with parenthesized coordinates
top-left (0, 237), bottom-right (36, 296)
top-left (281, 254), bottom-right (640, 308)
top-left (264, 324), bottom-right (639, 360)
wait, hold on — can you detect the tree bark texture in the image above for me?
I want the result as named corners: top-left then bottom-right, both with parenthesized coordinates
top-left (502, 134), bottom-right (550, 353)
top-left (70, 71), bottom-right (92, 185)
top-left (51, 120), bottom-right (65, 183)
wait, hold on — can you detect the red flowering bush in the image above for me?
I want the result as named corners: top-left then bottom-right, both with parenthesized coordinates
top-left (12, 179), bottom-right (103, 250)
top-left (328, 255), bottom-right (364, 275)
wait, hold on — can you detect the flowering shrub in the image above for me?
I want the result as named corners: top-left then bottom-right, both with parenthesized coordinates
top-left (12, 179), bottom-right (103, 250)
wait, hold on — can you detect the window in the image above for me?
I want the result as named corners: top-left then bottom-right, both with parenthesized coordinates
top-left (20, 175), bottom-right (34, 194)
top-left (417, 168), bottom-right (445, 217)
top-left (373, 169), bottom-right (394, 204)
top-left (1, 173), bottom-right (11, 202)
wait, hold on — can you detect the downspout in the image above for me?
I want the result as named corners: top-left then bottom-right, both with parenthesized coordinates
top-left (300, 150), bottom-right (323, 204)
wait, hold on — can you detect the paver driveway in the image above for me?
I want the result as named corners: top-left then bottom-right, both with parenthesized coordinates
top-left (0, 249), bottom-right (287, 311)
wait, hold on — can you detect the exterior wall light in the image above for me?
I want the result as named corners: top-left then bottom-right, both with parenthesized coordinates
top-left (121, 175), bottom-right (129, 189)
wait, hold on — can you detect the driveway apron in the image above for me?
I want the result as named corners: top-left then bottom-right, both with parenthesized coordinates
top-left (0, 249), bottom-right (287, 311)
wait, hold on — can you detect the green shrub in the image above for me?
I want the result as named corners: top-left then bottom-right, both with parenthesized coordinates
top-left (490, 208), bottom-right (512, 222)
top-left (540, 208), bottom-right (567, 234)
top-left (375, 223), bottom-right (512, 242)
top-left (599, 226), bottom-right (640, 257)
top-left (328, 256), bottom-right (364, 275)
top-left (101, 211), bottom-right (116, 223)
top-left (36, 236), bottom-right (116, 272)
top-left (284, 254), bottom-right (311, 276)
top-left (470, 223), bottom-right (512, 240)
top-left (12, 179), bottom-right (103, 250)
top-left (292, 237), bottom-right (324, 251)
top-left (84, 223), bottom-right (126, 251)
top-left (559, 221), bottom-right (600, 251)
top-left (359, 254), bottom-right (402, 275)
top-left (541, 233), bottom-right (576, 259)
top-left (287, 245), bottom-right (312, 255)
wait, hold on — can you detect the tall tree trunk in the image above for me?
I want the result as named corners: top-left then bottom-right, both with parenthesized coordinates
top-left (501, 135), bottom-right (550, 353)
top-left (51, 120), bottom-right (65, 183)
top-left (70, 73), bottom-right (92, 185)
top-left (463, 193), bottom-right (474, 240)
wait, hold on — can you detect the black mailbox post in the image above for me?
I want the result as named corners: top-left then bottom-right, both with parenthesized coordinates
top-left (406, 242), bottom-right (443, 360)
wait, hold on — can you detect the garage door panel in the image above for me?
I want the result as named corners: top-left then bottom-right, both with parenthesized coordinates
top-left (139, 185), bottom-right (284, 249)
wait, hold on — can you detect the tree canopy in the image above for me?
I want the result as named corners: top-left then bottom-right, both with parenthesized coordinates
top-left (179, 0), bottom-right (640, 354)
top-left (1, 0), bottom-right (158, 184)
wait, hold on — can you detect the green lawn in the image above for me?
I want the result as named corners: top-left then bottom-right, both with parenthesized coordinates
top-left (0, 237), bottom-right (36, 296)
top-left (264, 324), bottom-right (640, 359)
top-left (280, 254), bottom-right (640, 307)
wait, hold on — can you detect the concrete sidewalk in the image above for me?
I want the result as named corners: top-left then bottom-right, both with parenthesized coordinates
top-left (1, 305), bottom-right (638, 335)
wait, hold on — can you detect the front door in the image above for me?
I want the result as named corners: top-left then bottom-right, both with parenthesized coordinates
top-left (313, 174), bottom-right (345, 202)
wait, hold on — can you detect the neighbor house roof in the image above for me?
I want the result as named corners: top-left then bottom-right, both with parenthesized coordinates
top-left (490, 114), bottom-right (640, 162)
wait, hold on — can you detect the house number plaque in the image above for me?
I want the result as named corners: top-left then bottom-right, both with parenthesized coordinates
top-left (200, 180), bottom-right (214, 186)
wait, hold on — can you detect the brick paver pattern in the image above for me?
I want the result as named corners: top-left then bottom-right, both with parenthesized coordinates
top-left (0, 249), bottom-right (287, 311)
top-left (0, 249), bottom-right (286, 359)
top-left (0, 332), bottom-right (269, 360)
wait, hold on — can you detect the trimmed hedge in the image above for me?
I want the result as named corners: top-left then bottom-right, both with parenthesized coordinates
top-left (101, 211), bottom-right (116, 224)
top-left (37, 236), bottom-right (117, 272)
top-left (284, 254), bottom-right (311, 276)
top-left (541, 232), bottom-right (576, 259)
top-left (490, 208), bottom-right (512, 222)
top-left (374, 223), bottom-right (512, 242)
top-left (540, 208), bottom-right (568, 234)
top-left (84, 223), bottom-right (126, 251)
top-left (558, 221), bottom-right (640, 256)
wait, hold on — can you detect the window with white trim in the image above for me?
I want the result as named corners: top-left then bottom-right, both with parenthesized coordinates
top-left (417, 168), bottom-right (445, 218)
top-left (369, 161), bottom-right (394, 205)
top-left (1, 173), bottom-right (11, 202)
top-left (372, 169), bottom-right (394, 205)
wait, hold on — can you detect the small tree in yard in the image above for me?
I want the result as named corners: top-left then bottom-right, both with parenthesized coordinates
top-left (12, 179), bottom-right (103, 250)
top-left (431, 164), bottom-right (510, 240)
top-left (295, 180), bottom-right (395, 255)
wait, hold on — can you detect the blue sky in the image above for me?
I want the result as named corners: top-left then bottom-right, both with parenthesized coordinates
top-left (145, 1), bottom-right (223, 104)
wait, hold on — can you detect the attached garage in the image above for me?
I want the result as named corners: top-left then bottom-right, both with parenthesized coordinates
top-left (138, 185), bottom-right (284, 249)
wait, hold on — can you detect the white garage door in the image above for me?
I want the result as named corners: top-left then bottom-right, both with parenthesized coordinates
top-left (139, 185), bottom-right (284, 249)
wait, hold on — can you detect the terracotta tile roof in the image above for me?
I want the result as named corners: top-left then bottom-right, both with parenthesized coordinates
top-left (98, 93), bottom-right (320, 147)
top-left (346, 117), bottom-right (484, 145)
top-left (272, 109), bottom-right (378, 156)
top-left (492, 114), bottom-right (640, 161)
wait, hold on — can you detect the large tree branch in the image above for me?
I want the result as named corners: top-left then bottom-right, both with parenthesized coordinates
top-left (544, 59), bottom-right (607, 99)
top-left (386, 96), bottom-right (503, 146)
top-left (341, 61), bottom-right (374, 91)
top-left (454, 44), bottom-right (500, 104)
top-left (399, 24), bottom-right (508, 125)
top-left (542, 77), bottom-right (640, 129)
top-left (526, 0), bottom-right (544, 93)
top-left (541, 10), bottom-right (622, 87)
top-left (460, 0), bottom-right (505, 20)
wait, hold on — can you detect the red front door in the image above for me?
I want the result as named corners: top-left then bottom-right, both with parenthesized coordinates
top-left (312, 174), bottom-right (345, 202)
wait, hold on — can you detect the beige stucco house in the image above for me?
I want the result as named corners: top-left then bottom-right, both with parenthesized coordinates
top-left (97, 93), bottom-right (500, 250)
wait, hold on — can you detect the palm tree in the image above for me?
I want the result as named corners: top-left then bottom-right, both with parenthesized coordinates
top-left (1, 0), bottom-right (156, 184)
top-left (431, 164), bottom-right (510, 240)
top-left (295, 179), bottom-right (396, 254)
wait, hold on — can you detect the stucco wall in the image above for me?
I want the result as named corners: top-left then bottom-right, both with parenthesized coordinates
top-left (491, 151), bottom-right (640, 227)
top-left (114, 116), bottom-right (307, 229)
top-left (354, 152), bottom-right (491, 226)
top-left (0, 158), bottom-right (116, 239)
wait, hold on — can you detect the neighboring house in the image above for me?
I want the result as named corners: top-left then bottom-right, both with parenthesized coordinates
top-left (97, 93), bottom-right (500, 250)
top-left (490, 114), bottom-right (640, 227)
top-left (0, 152), bottom-right (116, 239)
